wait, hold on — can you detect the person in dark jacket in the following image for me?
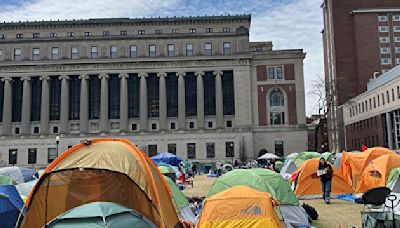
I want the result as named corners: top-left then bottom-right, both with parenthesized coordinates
top-left (318, 157), bottom-right (333, 204)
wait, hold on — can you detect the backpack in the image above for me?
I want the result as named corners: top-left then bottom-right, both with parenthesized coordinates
top-left (302, 203), bottom-right (319, 220)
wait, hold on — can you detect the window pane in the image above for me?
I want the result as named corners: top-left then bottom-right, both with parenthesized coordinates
top-left (206, 143), bottom-right (215, 158)
top-left (147, 74), bottom-right (159, 117)
top-left (128, 75), bottom-right (140, 118)
top-left (48, 148), bottom-right (57, 163)
top-left (268, 67), bottom-right (275, 79)
top-left (185, 73), bottom-right (197, 116)
top-left (88, 76), bottom-right (101, 119)
top-left (130, 45), bottom-right (137, 58)
top-left (187, 143), bottom-right (196, 159)
top-left (223, 42), bottom-right (231, 55)
top-left (274, 141), bottom-right (284, 157)
top-left (270, 90), bottom-right (284, 106)
top-left (108, 75), bottom-right (120, 119)
top-left (168, 44), bottom-right (175, 57)
top-left (149, 45), bottom-right (156, 57)
top-left (204, 43), bottom-right (212, 56)
top-left (49, 77), bottom-right (61, 120)
top-left (31, 77), bottom-right (42, 121)
top-left (226, 141), bottom-right (234, 157)
top-left (69, 76), bottom-right (80, 120)
top-left (166, 74), bottom-right (178, 117)
top-left (148, 145), bottom-right (157, 157)
top-left (28, 148), bottom-right (37, 164)
top-left (222, 71), bottom-right (235, 115)
top-left (186, 43), bottom-right (193, 56)
top-left (204, 72), bottom-right (216, 115)
top-left (9, 149), bottom-right (17, 165)
top-left (277, 67), bottom-right (283, 79)
top-left (12, 78), bottom-right (23, 122)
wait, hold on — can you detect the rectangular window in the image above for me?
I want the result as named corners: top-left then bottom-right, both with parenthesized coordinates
top-left (223, 42), bottom-right (231, 55)
top-left (382, 93), bottom-right (385, 105)
top-left (381, 47), bottom-right (390, 54)
top-left (208, 122), bottom-right (213, 128)
top-left (33, 33), bottom-right (40, 38)
top-left (381, 58), bottom-right (391, 65)
top-left (50, 33), bottom-right (57, 37)
top-left (396, 47), bottom-right (400, 53)
top-left (206, 143), bottom-right (215, 158)
top-left (14, 48), bottom-right (22, 61)
top-left (168, 144), bottom-right (176, 155)
top-left (397, 58), bottom-right (400, 65)
top-left (168, 44), bottom-right (175, 57)
top-left (15, 127), bottom-right (20, 135)
top-left (189, 122), bottom-right (194, 129)
top-left (148, 145), bottom-right (157, 157)
top-left (393, 89), bottom-right (395, 101)
top-left (369, 98), bottom-right (372, 110)
top-left (131, 123), bottom-right (137, 131)
top-left (277, 66), bottom-right (283, 79)
top-left (186, 43), bottom-right (193, 56)
top-left (223, 27), bottom-right (230, 32)
top-left (120, 30), bottom-right (128, 35)
top-left (155, 29), bottom-right (162, 35)
top-left (71, 47), bottom-right (78, 59)
top-left (33, 126), bottom-right (39, 134)
top-left (379, 26), bottom-right (389, 32)
top-left (69, 76), bottom-right (80, 120)
top-left (48, 148), bottom-right (57, 163)
top-left (151, 123), bottom-right (157, 130)
top-left (187, 143), bottom-right (196, 159)
top-left (380, 37), bottom-right (389, 43)
top-left (28, 148), bottom-right (37, 164)
top-left (268, 67), bottom-right (275, 79)
top-left (90, 46), bottom-right (98, 59)
top-left (270, 112), bottom-right (285, 125)
top-left (387, 91), bottom-right (390, 103)
top-left (170, 122), bottom-right (176, 130)
top-left (274, 141), bottom-right (284, 157)
top-left (226, 142), bottom-right (234, 157)
top-left (0, 34), bottom-right (5, 39)
top-left (206, 28), bottom-right (213, 33)
top-left (204, 43), bottom-right (212, 56)
top-left (138, 30), bottom-right (145, 35)
top-left (226, 120), bottom-right (232, 128)
top-left (9, 149), bottom-right (17, 165)
top-left (130, 45), bottom-right (137, 58)
top-left (51, 47), bottom-right (59, 60)
top-left (189, 28), bottom-right (196, 34)
top-left (172, 29), bottom-right (179, 34)
top-left (149, 45), bottom-right (156, 57)
top-left (394, 15), bottom-right (400, 21)
top-left (256, 46), bottom-right (263, 52)
top-left (378, 15), bottom-right (388, 21)
top-left (394, 26), bottom-right (400, 32)
top-left (378, 95), bottom-right (380, 106)
top-left (103, 31), bottom-right (110, 36)
top-left (84, 32), bottom-right (92, 37)
top-left (374, 97), bottom-right (376, 108)
top-left (396, 37), bottom-right (400, 42)
top-left (16, 33), bottom-right (23, 39)
top-left (110, 46), bottom-right (118, 59)
top-left (67, 32), bottom-right (74, 37)
top-left (32, 48), bottom-right (40, 61)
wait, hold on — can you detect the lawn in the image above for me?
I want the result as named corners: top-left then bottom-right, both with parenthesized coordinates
top-left (183, 175), bottom-right (363, 227)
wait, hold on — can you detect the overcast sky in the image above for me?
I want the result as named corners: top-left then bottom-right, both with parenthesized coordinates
top-left (0, 0), bottom-right (324, 115)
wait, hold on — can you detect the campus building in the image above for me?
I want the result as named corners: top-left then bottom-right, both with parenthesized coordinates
top-left (322, 0), bottom-right (400, 152)
top-left (342, 65), bottom-right (400, 151)
top-left (0, 15), bottom-right (307, 167)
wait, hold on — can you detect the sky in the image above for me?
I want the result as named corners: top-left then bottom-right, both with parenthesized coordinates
top-left (0, 0), bottom-right (324, 115)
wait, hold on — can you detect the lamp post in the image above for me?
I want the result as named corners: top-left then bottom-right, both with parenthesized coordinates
top-left (229, 142), bottom-right (234, 164)
top-left (56, 135), bottom-right (60, 157)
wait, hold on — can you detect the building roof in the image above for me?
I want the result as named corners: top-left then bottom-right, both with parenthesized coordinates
top-left (367, 65), bottom-right (400, 91)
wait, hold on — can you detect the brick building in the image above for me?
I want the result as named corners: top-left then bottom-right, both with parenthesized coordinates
top-left (322, 0), bottom-right (400, 152)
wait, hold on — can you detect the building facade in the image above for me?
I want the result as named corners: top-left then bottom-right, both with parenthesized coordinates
top-left (342, 65), bottom-right (400, 151)
top-left (306, 115), bottom-right (329, 152)
top-left (0, 15), bottom-right (307, 167)
top-left (322, 0), bottom-right (400, 152)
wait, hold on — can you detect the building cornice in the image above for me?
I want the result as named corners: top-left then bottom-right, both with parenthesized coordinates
top-left (351, 8), bottom-right (400, 14)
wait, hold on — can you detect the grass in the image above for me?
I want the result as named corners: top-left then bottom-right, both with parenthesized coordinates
top-left (182, 175), bottom-right (363, 227)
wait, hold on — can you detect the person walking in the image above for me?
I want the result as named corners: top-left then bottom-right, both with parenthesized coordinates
top-left (317, 157), bottom-right (333, 204)
top-left (216, 160), bottom-right (222, 177)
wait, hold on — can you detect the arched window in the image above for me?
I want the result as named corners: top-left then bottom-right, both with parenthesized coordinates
top-left (269, 90), bottom-right (284, 107)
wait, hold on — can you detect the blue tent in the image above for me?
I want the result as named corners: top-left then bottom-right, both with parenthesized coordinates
top-left (151, 152), bottom-right (183, 166)
top-left (0, 167), bottom-right (36, 184)
top-left (0, 185), bottom-right (24, 228)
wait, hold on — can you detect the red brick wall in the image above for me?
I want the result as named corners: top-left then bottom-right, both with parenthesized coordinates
top-left (258, 84), bottom-right (297, 126)
top-left (284, 64), bottom-right (295, 80)
top-left (256, 65), bottom-right (266, 81)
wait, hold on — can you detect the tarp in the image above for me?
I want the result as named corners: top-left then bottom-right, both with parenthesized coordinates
top-left (292, 158), bottom-right (353, 198)
top-left (151, 152), bottom-right (183, 166)
top-left (0, 185), bottom-right (24, 228)
top-left (22, 138), bottom-right (180, 228)
top-left (356, 154), bottom-right (400, 193)
top-left (0, 167), bottom-right (36, 184)
top-left (340, 147), bottom-right (395, 188)
top-left (197, 186), bottom-right (283, 228)
top-left (47, 201), bottom-right (156, 228)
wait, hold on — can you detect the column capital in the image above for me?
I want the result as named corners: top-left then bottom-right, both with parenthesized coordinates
top-left (138, 72), bottom-right (148, 78)
top-left (59, 75), bottom-right (70, 80)
top-left (118, 73), bottom-right (129, 79)
top-left (213, 71), bottom-right (223, 76)
top-left (195, 72), bottom-right (204, 77)
top-left (20, 76), bottom-right (31, 81)
top-left (157, 72), bottom-right (167, 78)
top-left (98, 73), bottom-right (109, 80)
top-left (78, 74), bottom-right (90, 80)
top-left (176, 72), bottom-right (186, 77)
top-left (1, 77), bottom-right (12, 82)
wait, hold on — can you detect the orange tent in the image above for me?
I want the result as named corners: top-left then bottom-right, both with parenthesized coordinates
top-left (340, 147), bottom-right (395, 188)
top-left (293, 158), bottom-right (353, 198)
top-left (197, 185), bottom-right (283, 228)
top-left (21, 138), bottom-right (180, 228)
top-left (356, 154), bottom-right (400, 193)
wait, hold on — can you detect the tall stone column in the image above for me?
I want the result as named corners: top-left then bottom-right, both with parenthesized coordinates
top-left (79, 75), bottom-right (89, 134)
top-left (158, 72), bottom-right (167, 130)
top-left (59, 75), bottom-right (70, 134)
top-left (139, 73), bottom-right (148, 131)
top-left (119, 73), bottom-right (129, 132)
top-left (39, 76), bottom-right (50, 135)
top-left (99, 73), bottom-right (109, 133)
top-left (21, 76), bottom-right (31, 135)
top-left (2, 77), bottom-right (12, 136)
top-left (214, 71), bottom-right (224, 128)
top-left (177, 72), bottom-right (186, 130)
top-left (196, 72), bottom-right (205, 129)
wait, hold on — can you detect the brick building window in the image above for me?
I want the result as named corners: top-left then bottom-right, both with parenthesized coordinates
top-left (380, 47), bottom-right (390, 54)
top-left (148, 145), bottom-right (157, 157)
top-left (110, 46), bottom-right (118, 59)
top-left (50, 33), bottom-right (57, 37)
top-left (268, 67), bottom-right (275, 79)
top-left (379, 26), bottom-right (388, 32)
top-left (396, 37), bottom-right (400, 43)
top-left (51, 47), bottom-right (59, 60)
top-left (277, 66), bottom-right (283, 79)
top-left (274, 141), bottom-right (284, 157)
top-left (205, 28), bottom-right (213, 33)
top-left (378, 15), bottom-right (388, 21)
top-left (380, 37), bottom-right (389, 43)
top-left (172, 29), bottom-right (179, 34)
top-left (381, 58), bottom-right (391, 65)
top-left (223, 27), bottom-right (230, 32)
top-left (394, 26), bottom-right (400, 32)
top-left (84, 32), bottom-right (92, 37)
top-left (394, 15), bottom-right (400, 21)
top-left (9, 149), bottom-right (17, 165)
top-left (16, 34), bottom-right (23, 39)
top-left (103, 31), bottom-right (109, 36)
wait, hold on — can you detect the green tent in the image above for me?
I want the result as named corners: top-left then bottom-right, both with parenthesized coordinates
top-left (286, 153), bottom-right (299, 160)
top-left (292, 152), bottom-right (321, 167)
top-left (275, 161), bottom-right (284, 172)
top-left (47, 202), bottom-right (155, 228)
top-left (222, 163), bottom-right (233, 171)
top-left (321, 152), bottom-right (334, 163)
top-left (0, 175), bottom-right (16, 185)
top-left (157, 164), bottom-right (174, 174)
top-left (387, 168), bottom-right (400, 193)
top-left (206, 168), bottom-right (299, 205)
top-left (163, 176), bottom-right (189, 213)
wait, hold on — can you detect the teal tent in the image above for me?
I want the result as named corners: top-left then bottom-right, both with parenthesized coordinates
top-left (47, 202), bottom-right (156, 228)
